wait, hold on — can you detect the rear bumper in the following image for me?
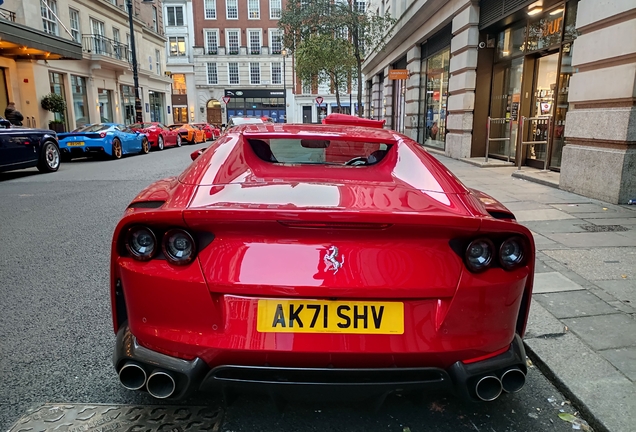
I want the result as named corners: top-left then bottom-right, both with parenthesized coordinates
top-left (113, 323), bottom-right (526, 401)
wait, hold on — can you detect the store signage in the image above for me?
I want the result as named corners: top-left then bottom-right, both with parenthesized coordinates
top-left (542, 15), bottom-right (563, 37)
top-left (222, 96), bottom-right (231, 104)
top-left (389, 69), bottom-right (408, 80)
top-left (315, 96), bottom-right (324, 105)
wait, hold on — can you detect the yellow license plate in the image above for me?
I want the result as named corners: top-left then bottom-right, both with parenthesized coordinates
top-left (257, 299), bottom-right (404, 334)
top-left (67, 142), bottom-right (84, 147)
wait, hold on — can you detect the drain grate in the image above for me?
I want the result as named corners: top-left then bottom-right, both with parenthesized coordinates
top-left (578, 224), bottom-right (629, 232)
top-left (8, 404), bottom-right (224, 432)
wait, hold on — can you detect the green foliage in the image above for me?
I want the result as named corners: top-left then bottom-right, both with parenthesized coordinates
top-left (279, 0), bottom-right (396, 116)
top-left (41, 93), bottom-right (67, 114)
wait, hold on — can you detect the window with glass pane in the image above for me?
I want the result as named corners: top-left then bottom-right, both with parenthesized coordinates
top-left (205, 30), bottom-right (218, 54)
top-left (205, 0), bottom-right (216, 19)
top-left (172, 74), bottom-right (187, 94)
top-left (69, 8), bottom-right (80, 42)
top-left (271, 62), bottom-right (282, 84)
top-left (169, 37), bottom-right (186, 56)
top-left (227, 30), bottom-right (239, 54)
top-left (49, 72), bottom-right (66, 123)
top-left (248, 0), bottom-right (260, 19)
top-left (226, 0), bottom-right (238, 19)
top-left (496, 25), bottom-right (525, 59)
top-left (527, 10), bottom-right (564, 52)
top-left (249, 31), bottom-right (261, 54)
top-left (302, 80), bottom-right (311, 94)
top-left (421, 48), bottom-right (450, 150)
top-left (207, 63), bottom-right (218, 84)
top-left (228, 63), bottom-right (239, 84)
top-left (167, 6), bottom-right (184, 26)
top-left (41, 0), bottom-right (58, 35)
top-left (71, 75), bottom-right (88, 129)
top-left (356, 0), bottom-right (365, 12)
top-left (270, 0), bottom-right (281, 19)
top-left (152, 6), bottom-right (158, 31)
top-left (155, 50), bottom-right (161, 75)
top-left (250, 63), bottom-right (261, 84)
top-left (270, 30), bottom-right (282, 54)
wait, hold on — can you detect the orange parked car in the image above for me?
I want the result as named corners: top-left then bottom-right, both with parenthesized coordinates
top-left (168, 124), bottom-right (206, 144)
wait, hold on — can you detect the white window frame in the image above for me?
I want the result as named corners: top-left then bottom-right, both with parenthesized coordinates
top-left (204, 0), bottom-right (217, 19)
top-left (248, 29), bottom-right (261, 54)
top-left (226, 29), bottom-right (240, 54)
top-left (269, 0), bottom-right (282, 19)
top-left (169, 36), bottom-right (187, 56)
top-left (207, 63), bottom-right (218, 84)
top-left (250, 62), bottom-right (261, 84)
top-left (248, 0), bottom-right (260, 19)
top-left (228, 62), bottom-right (240, 85)
top-left (226, 0), bottom-right (238, 19)
top-left (269, 29), bottom-right (282, 54)
top-left (166, 6), bottom-right (184, 26)
top-left (69, 8), bottom-right (80, 43)
top-left (155, 49), bottom-right (161, 75)
top-left (41, 0), bottom-right (59, 36)
top-left (271, 62), bottom-right (282, 85)
top-left (204, 29), bottom-right (219, 55)
top-left (152, 6), bottom-right (158, 31)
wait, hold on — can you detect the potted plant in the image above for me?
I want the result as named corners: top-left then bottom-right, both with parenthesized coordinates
top-left (41, 93), bottom-right (67, 133)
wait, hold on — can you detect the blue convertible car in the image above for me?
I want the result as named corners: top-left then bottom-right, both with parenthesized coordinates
top-left (58, 123), bottom-right (149, 160)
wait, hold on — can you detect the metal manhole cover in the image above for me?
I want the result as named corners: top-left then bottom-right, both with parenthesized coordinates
top-left (8, 404), bottom-right (224, 432)
top-left (577, 224), bottom-right (629, 232)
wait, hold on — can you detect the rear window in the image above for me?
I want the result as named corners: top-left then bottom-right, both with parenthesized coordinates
top-left (77, 124), bottom-right (111, 132)
top-left (248, 138), bottom-right (391, 166)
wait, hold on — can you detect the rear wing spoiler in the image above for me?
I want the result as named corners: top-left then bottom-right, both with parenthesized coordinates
top-left (322, 113), bottom-right (386, 129)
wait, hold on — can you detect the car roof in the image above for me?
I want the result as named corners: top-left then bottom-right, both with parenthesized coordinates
top-left (229, 123), bottom-right (396, 141)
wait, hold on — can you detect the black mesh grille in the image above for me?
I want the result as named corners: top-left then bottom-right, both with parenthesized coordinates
top-left (422, 23), bottom-right (452, 58)
top-left (480, 0), bottom-right (535, 28)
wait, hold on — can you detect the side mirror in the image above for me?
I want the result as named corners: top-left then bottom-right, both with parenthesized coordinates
top-left (190, 149), bottom-right (203, 161)
top-left (0, 118), bottom-right (11, 129)
top-left (135, 131), bottom-right (140, 135)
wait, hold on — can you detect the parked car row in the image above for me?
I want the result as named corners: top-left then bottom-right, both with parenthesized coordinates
top-left (0, 117), bottom-right (219, 174)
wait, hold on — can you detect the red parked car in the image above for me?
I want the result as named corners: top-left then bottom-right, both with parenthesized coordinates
top-left (192, 122), bottom-right (220, 141)
top-left (130, 122), bottom-right (182, 150)
top-left (111, 115), bottom-right (535, 404)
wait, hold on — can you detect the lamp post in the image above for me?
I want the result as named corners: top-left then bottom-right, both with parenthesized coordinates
top-left (281, 48), bottom-right (287, 123)
top-left (126, 0), bottom-right (154, 123)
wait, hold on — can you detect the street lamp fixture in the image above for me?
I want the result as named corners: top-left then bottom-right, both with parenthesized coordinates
top-left (127, 0), bottom-right (154, 123)
top-left (281, 48), bottom-right (287, 123)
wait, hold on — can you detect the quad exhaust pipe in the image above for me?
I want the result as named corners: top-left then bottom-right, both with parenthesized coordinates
top-left (118, 362), bottom-right (177, 399)
top-left (501, 368), bottom-right (526, 393)
top-left (475, 375), bottom-right (502, 401)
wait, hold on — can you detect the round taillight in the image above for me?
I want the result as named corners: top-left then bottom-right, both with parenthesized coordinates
top-left (162, 229), bottom-right (196, 265)
top-left (125, 226), bottom-right (157, 261)
top-left (465, 238), bottom-right (494, 272)
top-left (499, 237), bottom-right (525, 270)
top-left (100, 132), bottom-right (106, 138)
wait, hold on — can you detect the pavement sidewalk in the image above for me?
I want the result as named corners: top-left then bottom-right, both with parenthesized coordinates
top-left (433, 154), bottom-right (636, 432)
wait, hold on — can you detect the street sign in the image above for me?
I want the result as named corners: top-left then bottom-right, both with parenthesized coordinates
top-left (222, 96), bottom-right (231, 104)
top-left (388, 69), bottom-right (409, 80)
top-left (315, 96), bottom-right (324, 105)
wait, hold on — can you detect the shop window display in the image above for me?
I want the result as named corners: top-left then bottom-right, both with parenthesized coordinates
top-left (420, 48), bottom-right (449, 150)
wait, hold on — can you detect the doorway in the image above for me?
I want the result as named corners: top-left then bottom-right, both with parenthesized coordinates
top-left (489, 57), bottom-right (523, 160)
top-left (206, 99), bottom-right (222, 125)
top-left (302, 106), bottom-right (312, 123)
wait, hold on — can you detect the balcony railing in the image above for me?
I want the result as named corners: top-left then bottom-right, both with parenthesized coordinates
top-left (0, 8), bottom-right (16, 22)
top-left (82, 34), bottom-right (131, 62)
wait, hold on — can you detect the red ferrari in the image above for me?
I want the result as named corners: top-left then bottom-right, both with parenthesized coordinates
top-left (130, 122), bottom-right (182, 150)
top-left (111, 115), bottom-right (534, 404)
top-left (192, 122), bottom-right (220, 141)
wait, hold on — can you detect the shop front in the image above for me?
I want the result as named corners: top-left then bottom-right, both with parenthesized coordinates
top-left (224, 89), bottom-right (286, 123)
top-left (479, 0), bottom-right (578, 170)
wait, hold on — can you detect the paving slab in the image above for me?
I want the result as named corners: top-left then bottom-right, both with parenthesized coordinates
top-left (525, 333), bottom-right (636, 432)
top-left (525, 300), bottom-right (569, 339)
top-left (533, 272), bottom-right (585, 294)
top-left (521, 220), bottom-right (589, 234)
top-left (566, 211), bottom-right (636, 220)
top-left (544, 231), bottom-right (636, 248)
top-left (534, 259), bottom-right (556, 274)
top-left (562, 314), bottom-right (636, 351)
top-left (530, 231), bottom-right (559, 248)
top-left (513, 209), bottom-right (577, 222)
top-left (504, 201), bottom-right (554, 211)
top-left (542, 248), bottom-right (636, 281)
top-left (599, 347), bottom-right (636, 382)
top-left (584, 218), bottom-right (636, 226)
top-left (533, 291), bottom-right (620, 319)
top-left (550, 203), bottom-right (610, 214)
top-left (595, 279), bottom-right (636, 305)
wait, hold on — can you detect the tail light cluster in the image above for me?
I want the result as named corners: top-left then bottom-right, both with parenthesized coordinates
top-left (461, 236), bottom-right (528, 273)
top-left (100, 132), bottom-right (107, 138)
top-left (124, 225), bottom-right (197, 265)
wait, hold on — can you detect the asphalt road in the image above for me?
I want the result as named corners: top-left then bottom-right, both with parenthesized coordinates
top-left (0, 144), bottom-right (591, 432)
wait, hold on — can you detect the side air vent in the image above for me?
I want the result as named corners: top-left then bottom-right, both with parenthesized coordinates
top-left (127, 201), bottom-right (166, 209)
top-left (487, 210), bottom-right (516, 220)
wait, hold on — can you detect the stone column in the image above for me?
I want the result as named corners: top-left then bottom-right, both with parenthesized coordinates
top-left (383, 66), bottom-right (393, 129)
top-left (371, 74), bottom-right (381, 120)
top-left (405, 45), bottom-right (422, 141)
top-left (560, 0), bottom-right (636, 204)
top-left (445, 2), bottom-right (479, 159)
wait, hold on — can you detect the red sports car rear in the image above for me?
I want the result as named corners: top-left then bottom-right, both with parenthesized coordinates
top-left (111, 120), bottom-right (534, 403)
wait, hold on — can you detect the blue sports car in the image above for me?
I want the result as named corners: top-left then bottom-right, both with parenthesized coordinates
top-left (58, 123), bottom-right (149, 160)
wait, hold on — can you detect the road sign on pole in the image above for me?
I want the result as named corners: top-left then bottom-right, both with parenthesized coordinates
top-left (222, 96), bottom-right (231, 104)
top-left (315, 96), bottom-right (324, 105)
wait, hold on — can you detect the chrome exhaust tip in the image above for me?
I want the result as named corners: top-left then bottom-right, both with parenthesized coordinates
top-left (475, 375), bottom-right (503, 401)
top-left (147, 371), bottom-right (176, 399)
top-left (118, 362), bottom-right (147, 391)
top-left (501, 368), bottom-right (526, 393)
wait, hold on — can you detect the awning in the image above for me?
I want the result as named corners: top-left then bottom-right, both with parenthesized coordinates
top-left (330, 102), bottom-right (351, 107)
top-left (0, 19), bottom-right (82, 60)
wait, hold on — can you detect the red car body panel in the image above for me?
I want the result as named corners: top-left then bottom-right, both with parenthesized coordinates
top-left (130, 122), bottom-right (179, 148)
top-left (111, 121), bottom-right (535, 400)
top-left (193, 123), bottom-right (220, 140)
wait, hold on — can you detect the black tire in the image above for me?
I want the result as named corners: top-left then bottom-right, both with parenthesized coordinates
top-left (140, 137), bottom-right (150, 154)
top-left (157, 135), bottom-right (164, 150)
top-left (112, 138), bottom-right (123, 159)
top-left (37, 140), bottom-right (61, 173)
top-left (176, 134), bottom-right (182, 147)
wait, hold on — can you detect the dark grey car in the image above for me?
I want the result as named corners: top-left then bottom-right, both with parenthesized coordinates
top-left (0, 116), bottom-right (61, 174)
